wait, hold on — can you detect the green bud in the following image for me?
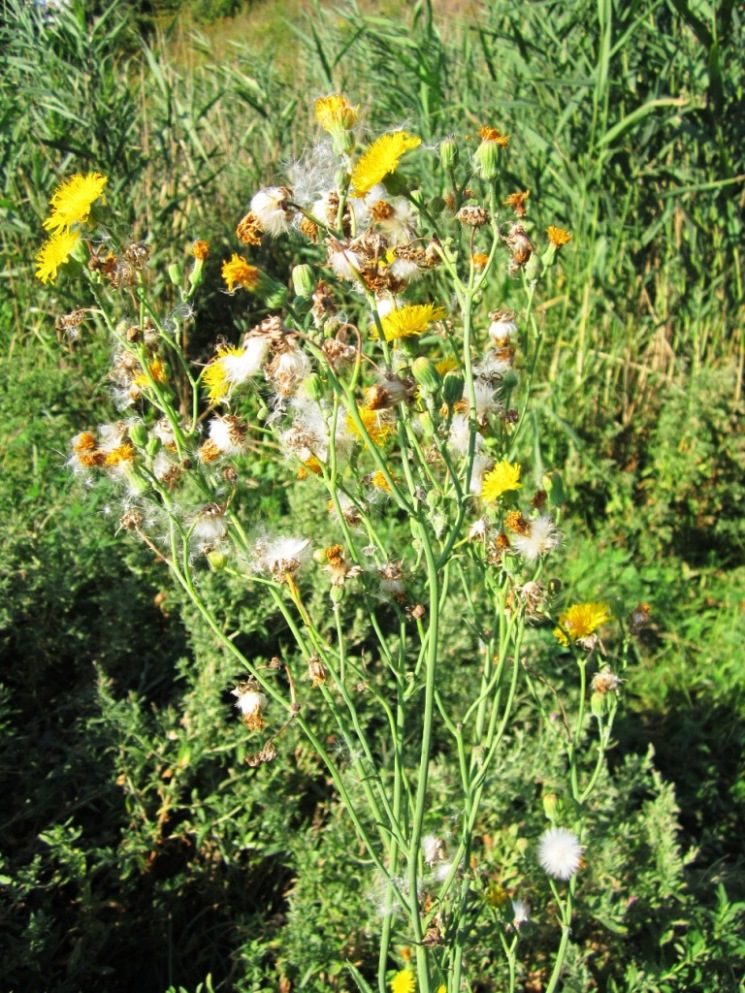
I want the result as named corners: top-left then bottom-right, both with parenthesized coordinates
top-left (264, 284), bottom-right (288, 310)
top-left (542, 792), bottom-right (558, 822)
top-left (123, 467), bottom-right (149, 496)
top-left (292, 264), bottom-right (315, 298)
top-left (146, 434), bottom-right (161, 458)
top-left (542, 470), bottom-right (567, 507)
top-left (168, 262), bottom-right (183, 286)
top-left (207, 550), bottom-right (228, 572)
top-left (442, 371), bottom-right (464, 407)
top-left (440, 136), bottom-right (459, 172)
top-left (303, 374), bottom-right (324, 402)
top-left (334, 168), bottom-right (351, 191)
top-left (330, 585), bottom-right (345, 604)
top-left (590, 691), bottom-right (606, 720)
top-left (524, 253), bottom-right (542, 281)
top-left (128, 422), bottom-right (148, 448)
top-left (473, 140), bottom-right (501, 182)
top-left (412, 357), bottom-right (442, 395)
top-left (428, 195), bottom-right (446, 216)
top-left (541, 244), bottom-right (558, 268)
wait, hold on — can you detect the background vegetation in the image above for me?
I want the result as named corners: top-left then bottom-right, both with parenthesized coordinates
top-left (1, 0), bottom-right (743, 990)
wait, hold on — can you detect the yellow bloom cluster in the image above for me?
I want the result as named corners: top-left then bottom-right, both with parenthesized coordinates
top-left (481, 460), bottom-right (522, 502)
top-left (35, 171), bottom-right (107, 284)
top-left (554, 601), bottom-right (611, 646)
top-left (350, 131), bottom-right (421, 198)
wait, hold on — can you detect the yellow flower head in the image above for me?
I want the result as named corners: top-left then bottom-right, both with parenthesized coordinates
top-left (35, 229), bottom-right (81, 284)
top-left (350, 131), bottom-right (421, 198)
top-left (504, 190), bottom-right (531, 217)
top-left (203, 346), bottom-right (243, 403)
top-left (390, 970), bottom-right (416, 993)
top-left (104, 443), bottom-right (135, 467)
top-left (554, 601), bottom-right (612, 646)
top-left (478, 125), bottom-right (510, 147)
top-left (547, 226), bottom-right (572, 248)
top-left (43, 172), bottom-right (107, 234)
top-left (192, 239), bottom-right (210, 260)
top-left (369, 469), bottom-right (392, 492)
top-left (315, 94), bottom-right (359, 133)
top-left (481, 460), bottom-right (522, 502)
top-left (134, 357), bottom-right (168, 389)
top-left (221, 254), bottom-right (261, 293)
top-left (347, 406), bottom-right (393, 446)
top-left (379, 303), bottom-right (446, 342)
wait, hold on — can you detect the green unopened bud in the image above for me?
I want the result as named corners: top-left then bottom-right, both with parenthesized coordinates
top-left (292, 264), bottom-right (315, 299)
top-left (168, 262), bottom-right (183, 286)
top-left (541, 244), bottom-right (558, 268)
top-left (440, 135), bottom-right (459, 172)
top-left (128, 422), bottom-right (148, 448)
top-left (146, 434), bottom-right (161, 458)
top-left (442, 371), bottom-right (464, 407)
top-left (207, 550), bottom-right (228, 572)
top-left (428, 195), bottom-right (446, 216)
top-left (542, 792), bottom-right (558, 822)
top-left (473, 140), bottom-right (501, 182)
top-left (303, 374), bottom-right (324, 402)
top-left (123, 467), bottom-right (149, 496)
top-left (264, 283), bottom-right (288, 310)
top-left (590, 691), bottom-right (606, 720)
top-left (524, 253), bottom-right (542, 282)
top-left (334, 168), bottom-right (351, 192)
top-left (412, 357), bottom-right (442, 395)
top-left (542, 470), bottom-right (567, 507)
top-left (330, 585), bottom-right (345, 604)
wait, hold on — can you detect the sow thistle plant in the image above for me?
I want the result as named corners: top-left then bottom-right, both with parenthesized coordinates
top-left (37, 98), bottom-right (640, 992)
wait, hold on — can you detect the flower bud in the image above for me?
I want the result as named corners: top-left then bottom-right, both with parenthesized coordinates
top-left (292, 264), bottom-right (315, 299)
top-left (207, 550), bottom-right (228, 571)
top-left (168, 262), bottom-right (182, 286)
top-left (440, 135), bottom-right (459, 172)
top-left (524, 254), bottom-right (542, 282)
top-left (128, 422), bottom-right (148, 448)
top-left (146, 434), bottom-right (161, 458)
top-left (542, 470), bottom-right (567, 507)
top-left (412, 357), bottom-right (442, 395)
top-left (303, 373), bottom-right (324, 402)
top-left (542, 792), bottom-right (558, 822)
top-left (442, 371), bottom-right (464, 407)
top-left (428, 195), bottom-right (446, 216)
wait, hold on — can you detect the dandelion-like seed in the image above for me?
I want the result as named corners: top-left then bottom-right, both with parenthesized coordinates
top-left (250, 186), bottom-right (295, 236)
top-left (43, 172), bottom-right (107, 233)
top-left (203, 338), bottom-right (270, 404)
top-left (553, 601), bottom-right (611, 647)
top-left (35, 229), bottom-right (81, 284)
top-left (537, 827), bottom-right (583, 880)
top-left (511, 898), bottom-right (531, 929)
top-left (232, 684), bottom-right (268, 731)
top-left (510, 514), bottom-right (561, 562)
top-left (350, 131), bottom-right (421, 198)
top-left (481, 460), bottom-right (522, 502)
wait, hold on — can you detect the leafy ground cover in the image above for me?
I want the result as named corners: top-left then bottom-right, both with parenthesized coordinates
top-left (1, 0), bottom-right (743, 990)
